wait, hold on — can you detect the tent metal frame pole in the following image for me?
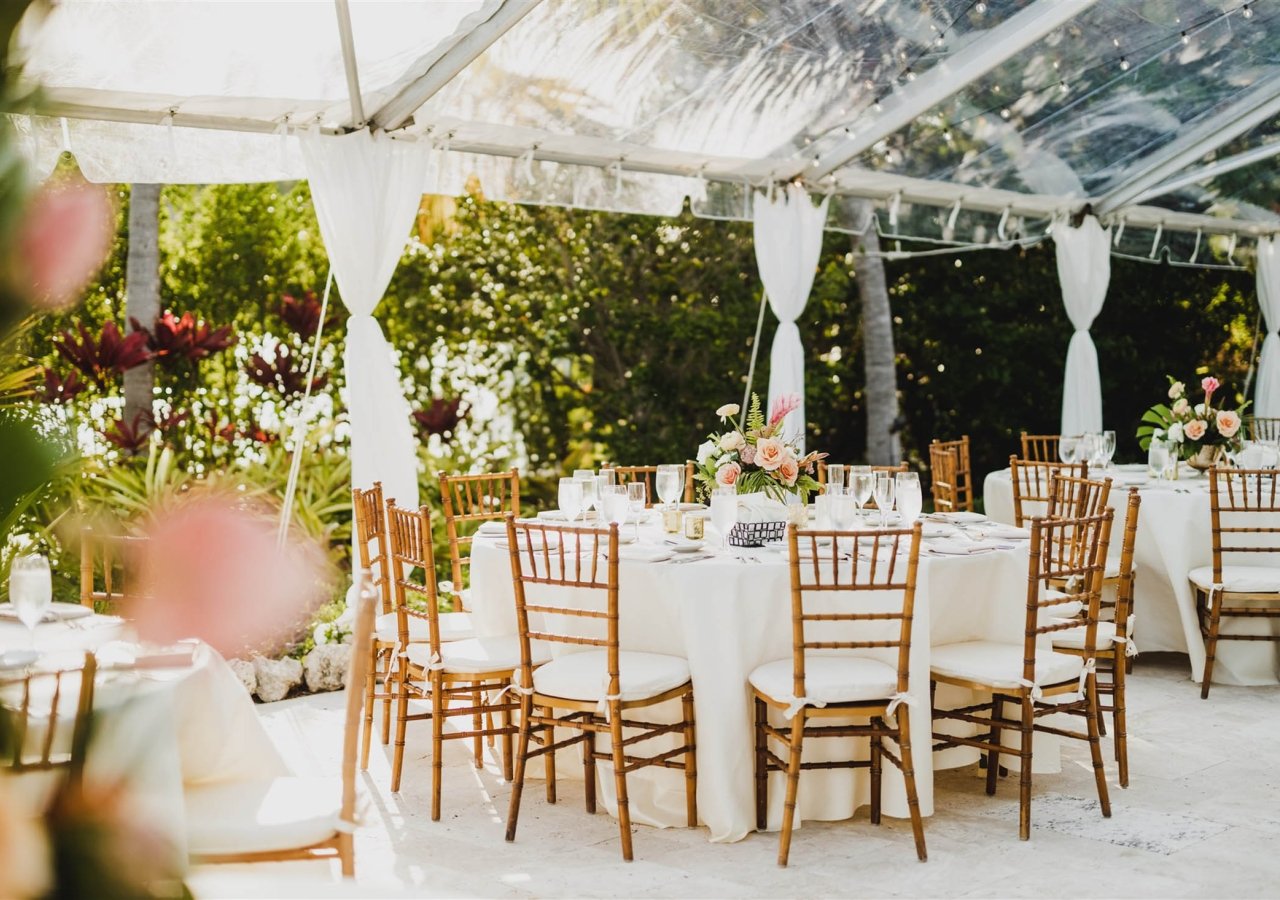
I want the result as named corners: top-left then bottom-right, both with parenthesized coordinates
top-left (805, 0), bottom-right (1100, 181)
top-left (742, 290), bottom-right (769, 416)
top-left (333, 0), bottom-right (366, 128)
top-left (1133, 140), bottom-right (1280, 205)
top-left (1096, 72), bottom-right (1280, 216)
top-left (367, 0), bottom-right (543, 132)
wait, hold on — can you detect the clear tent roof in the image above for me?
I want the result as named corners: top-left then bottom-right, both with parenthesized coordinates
top-left (11, 0), bottom-right (1280, 260)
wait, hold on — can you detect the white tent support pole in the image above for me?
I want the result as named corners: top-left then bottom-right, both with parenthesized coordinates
top-left (805, 0), bottom-right (1100, 181)
top-left (277, 267), bottom-right (335, 548)
top-left (1097, 72), bottom-right (1280, 216)
top-left (333, 0), bottom-right (366, 128)
top-left (1133, 139), bottom-right (1280, 205)
top-left (742, 290), bottom-right (770, 416)
top-left (368, 0), bottom-right (544, 132)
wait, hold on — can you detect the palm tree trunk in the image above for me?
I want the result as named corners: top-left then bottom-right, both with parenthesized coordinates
top-left (852, 201), bottom-right (901, 464)
top-left (123, 183), bottom-right (160, 444)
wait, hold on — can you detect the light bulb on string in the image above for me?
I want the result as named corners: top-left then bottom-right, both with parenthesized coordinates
top-left (1181, 31), bottom-right (1190, 44)
top-left (873, 97), bottom-right (883, 112)
top-left (1243, 4), bottom-right (1253, 19)
top-left (905, 68), bottom-right (916, 82)
top-left (975, 1), bottom-right (987, 13)
top-left (1119, 56), bottom-right (1130, 71)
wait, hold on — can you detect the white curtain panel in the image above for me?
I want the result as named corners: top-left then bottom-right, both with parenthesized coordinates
top-left (300, 129), bottom-right (427, 508)
top-left (1256, 237), bottom-right (1280, 418)
top-left (1053, 215), bottom-right (1111, 435)
top-left (752, 184), bottom-right (830, 449)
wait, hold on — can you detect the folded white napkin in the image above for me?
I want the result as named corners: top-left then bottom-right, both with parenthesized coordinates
top-left (614, 545), bottom-right (673, 563)
top-left (735, 492), bottom-right (789, 524)
top-left (926, 538), bottom-right (1007, 555)
top-left (971, 524), bottom-right (1031, 541)
top-left (475, 521), bottom-right (506, 536)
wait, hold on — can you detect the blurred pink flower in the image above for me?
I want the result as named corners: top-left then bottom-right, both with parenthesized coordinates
top-left (15, 179), bottom-right (114, 310)
top-left (0, 777), bottom-right (50, 899)
top-left (768, 392), bottom-right (801, 427)
top-left (130, 495), bottom-right (329, 657)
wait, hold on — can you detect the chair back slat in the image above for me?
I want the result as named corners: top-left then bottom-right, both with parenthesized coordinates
top-left (602, 463), bottom-right (695, 505)
top-left (79, 530), bottom-right (148, 612)
top-left (1020, 432), bottom-right (1061, 463)
top-left (340, 579), bottom-right (376, 831)
top-left (930, 436), bottom-right (973, 511)
top-left (1, 653), bottom-right (97, 785)
top-left (787, 524), bottom-right (922, 705)
top-left (1246, 417), bottom-right (1280, 442)
top-left (352, 482), bottom-right (393, 616)
top-left (439, 469), bottom-right (520, 610)
top-left (1045, 472), bottom-right (1112, 521)
top-left (386, 501), bottom-right (444, 653)
top-left (1209, 468), bottom-right (1280, 575)
top-left (1009, 457), bottom-right (1088, 527)
top-left (929, 443), bottom-right (961, 513)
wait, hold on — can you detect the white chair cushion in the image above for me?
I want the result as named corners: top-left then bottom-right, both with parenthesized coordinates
top-left (1050, 620), bottom-right (1119, 650)
top-left (532, 650), bottom-right (690, 703)
top-left (748, 655), bottom-right (899, 706)
top-left (930, 641), bottom-right (1083, 690)
top-left (375, 611), bottom-right (473, 644)
top-left (1188, 565), bottom-right (1280, 594)
top-left (1042, 589), bottom-right (1082, 622)
top-left (405, 635), bottom-right (550, 675)
top-left (185, 777), bottom-right (345, 856)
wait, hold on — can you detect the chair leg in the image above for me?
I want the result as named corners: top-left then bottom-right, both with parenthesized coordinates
top-left (337, 831), bottom-right (355, 879)
top-left (582, 722), bottom-right (597, 814)
top-left (987, 694), bottom-right (1003, 797)
top-left (1018, 695), bottom-right (1034, 841)
top-left (505, 695), bottom-right (533, 843)
top-left (487, 709), bottom-right (496, 748)
top-left (544, 707), bottom-right (557, 805)
top-left (431, 678), bottom-right (445, 822)
top-left (682, 688), bottom-right (698, 828)
top-left (391, 667), bottom-right (409, 793)
top-left (360, 647), bottom-right (376, 771)
top-left (1085, 673), bottom-right (1112, 818)
top-left (869, 729), bottom-right (882, 825)
top-left (1202, 592), bottom-right (1222, 700)
top-left (381, 650), bottom-right (393, 746)
top-left (608, 700), bottom-right (634, 861)
top-left (472, 685), bottom-right (484, 768)
top-left (1113, 651), bottom-right (1129, 788)
top-left (897, 707), bottom-right (927, 862)
top-left (753, 697), bottom-right (768, 832)
top-left (502, 702), bottom-right (514, 784)
top-left (777, 713), bottom-right (805, 868)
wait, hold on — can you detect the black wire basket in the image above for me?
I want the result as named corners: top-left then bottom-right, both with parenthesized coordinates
top-left (728, 519), bottom-right (786, 547)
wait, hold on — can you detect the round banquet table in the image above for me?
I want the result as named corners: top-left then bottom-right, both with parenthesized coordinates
top-left (983, 465), bottom-right (1280, 686)
top-left (468, 514), bottom-right (1067, 844)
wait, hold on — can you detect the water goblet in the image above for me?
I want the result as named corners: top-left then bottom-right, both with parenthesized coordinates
top-left (709, 487), bottom-right (738, 552)
top-left (895, 472), bottom-right (922, 527)
top-left (656, 464), bottom-right (683, 508)
top-left (574, 469), bottom-right (598, 518)
top-left (850, 466), bottom-right (874, 520)
top-left (558, 477), bottom-right (584, 524)
top-left (1148, 439), bottom-right (1170, 479)
top-left (1102, 430), bottom-right (1117, 469)
top-left (826, 464), bottom-right (846, 494)
top-left (9, 553), bottom-right (52, 654)
top-left (601, 485), bottom-right (629, 533)
top-left (873, 472), bottom-right (896, 528)
top-left (626, 481), bottom-right (647, 540)
top-left (1059, 435), bottom-right (1082, 465)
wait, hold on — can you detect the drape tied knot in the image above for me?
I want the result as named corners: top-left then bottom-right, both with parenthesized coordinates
top-left (783, 695), bottom-right (827, 719)
top-left (1076, 657), bottom-right (1097, 698)
top-left (1016, 678), bottom-right (1044, 701)
top-left (884, 691), bottom-right (916, 717)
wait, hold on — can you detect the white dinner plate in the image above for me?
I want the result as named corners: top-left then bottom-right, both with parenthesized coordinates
top-left (665, 539), bottom-right (705, 553)
top-left (0, 603), bottom-right (95, 623)
top-left (930, 511), bottom-right (986, 524)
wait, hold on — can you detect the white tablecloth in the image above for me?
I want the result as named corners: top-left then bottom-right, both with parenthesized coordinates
top-left (983, 466), bottom-right (1280, 686)
top-left (469, 518), bottom-right (1056, 843)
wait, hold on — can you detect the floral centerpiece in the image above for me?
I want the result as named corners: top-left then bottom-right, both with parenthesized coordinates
top-left (693, 393), bottom-right (823, 503)
top-left (1137, 375), bottom-right (1247, 468)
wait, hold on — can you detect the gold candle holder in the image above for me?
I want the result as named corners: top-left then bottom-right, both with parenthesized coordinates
top-left (662, 506), bottom-right (683, 534)
top-left (683, 513), bottom-right (705, 541)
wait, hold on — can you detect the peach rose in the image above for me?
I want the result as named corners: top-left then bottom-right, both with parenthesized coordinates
top-left (1217, 410), bottom-right (1241, 438)
top-left (754, 438), bottom-right (786, 471)
top-left (715, 461), bottom-right (741, 487)
top-left (777, 457), bottom-right (799, 486)
top-left (1183, 419), bottom-right (1207, 441)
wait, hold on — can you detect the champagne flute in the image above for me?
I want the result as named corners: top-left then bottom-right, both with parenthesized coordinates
top-left (626, 481), bottom-right (647, 540)
top-left (709, 487), bottom-right (738, 551)
top-left (826, 464), bottom-right (846, 495)
top-left (656, 464), bottom-right (683, 508)
top-left (558, 477), bottom-right (584, 523)
top-left (895, 472), bottom-right (922, 527)
top-left (9, 554), bottom-right (52, 654)
top-left (873, 472), bottom-right (896, 528)
top-left (574, 469), bottom-right (598, 519)
top-left (1102, 430), bottom-right (1117, 469)
top-left (850, 466), bottom-right (873, 520)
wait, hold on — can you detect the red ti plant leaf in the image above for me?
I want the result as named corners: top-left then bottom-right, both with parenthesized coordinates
top-left (39, 367), bottom-right (87, 404)
top-left (280, 292), bottom-right (328, 340)
top-left (103, 412), bottom-right (153, 453)
top-left (53, 321), bottom-right (152, 388)
top-left (244, 344), bottom-right (327, 398)
top-left (152, 407), bottom-right (190, 433)
top-left (413, 397), bottom-right (469, 440)
top-left (131, 310), bottom-right (234, 365)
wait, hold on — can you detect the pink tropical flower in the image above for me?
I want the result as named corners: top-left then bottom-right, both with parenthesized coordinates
top-left (14, 178), bottom-right (114, 310)
top-left (1184, 419), bottom-right (1208, 441)
top-left (1217, 410), bottom-right (1241, 439)
top-left (768, 392), bottom-right (801, 427)
top-left (777, 457), bottom-right (799, 486)
top-left (755, 438), bottom-right (786, 471)
top-left (715, 461), bottom-right (741, 487)
top-left (1201, 376), bottom-right (1220, 403)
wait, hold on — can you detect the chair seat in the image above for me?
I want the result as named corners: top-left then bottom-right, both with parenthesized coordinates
top-left (185, 777), bottom-right (346, 856)
top-left (375, 610), bottom-right (473, 644)
top-left (749, 655), bottom-right (899, 707)
top-left (1050, 620), bottom-right (1120, 651)
top-left (1188, 565), bottom-right (1280, 594)
top-left (930, 641), bottom-right (1083, 690)
top-left (405, 635), bottom-right (550, 675)
top-left (532, 650), bottom-right (690, 703)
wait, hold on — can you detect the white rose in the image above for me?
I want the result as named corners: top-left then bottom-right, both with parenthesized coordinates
top-left (1193, 403), bottom-right (1206, 417)
top-left (1167, 422), bottom-right (1184, 443)
top-left (1171, 398), bottom-right (1189, 416)
top-left (719, 432), bottom-right (745, 452)
top-left (696, 440), bottom-right (717, 465)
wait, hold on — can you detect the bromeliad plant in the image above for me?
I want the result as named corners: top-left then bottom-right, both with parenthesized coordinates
top-left (1137, 375), bottom-right (1247, 458)
top-left (693, 393), bottom-right (823, 503)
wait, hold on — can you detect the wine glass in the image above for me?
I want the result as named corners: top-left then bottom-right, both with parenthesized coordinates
top-left (626, 481), bottom-right (647, 540)
top-left (656, 464), bottom-right (683, 508)
top-left (826, 464), bottom-right (846, 495)
top-left (1059, 435), bottom-right (1081, 464)
top-left (709, 487), bottom-right (738, 551)
top-left (9, 554), bottom-right (52, 653)
top-left (558, 477), bottom-right (584, 523)
top-left (1102, 430), bottom-right (1117, 469)
top-left (850, 466), bottom-right (874, 520)
top-left (574, 469), bottom-right (598, 518)
top-left (895, 472), bottom-right (922, 527)
top-left (873, 472), bottom-right (896, 528)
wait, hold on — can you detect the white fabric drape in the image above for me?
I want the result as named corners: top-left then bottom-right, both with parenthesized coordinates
top-left (1256, 237), bottom-right (1280, 418)
top-left (752, 184), bottom-right (829, 449)
top-left (1053, 215), bottom-right (1111, 435)
top-left (300, 129), bottom-right (427, 507)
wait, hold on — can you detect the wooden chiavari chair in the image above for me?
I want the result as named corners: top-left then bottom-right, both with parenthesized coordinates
top-left (1009, 457), bottom-right (1088, 527)
top-left (1052, 488), bottom-right (1140, 787)
top-left (187, 582), bottom-right (374, 877)
top-left (387, 501), bottom-right (545, 814)
top-left (79, 529), bottom-right (148, 611)
top-left (1045, 471), bottom-right (1112, 520)
top-left (1020, 432), bottom-right (1061, 463)
top-left (504, 518), bottom-right (696, 861)
top-left (928, 439), bottom-right (972, 513)
top-left (0, 653), bottom-right (96, 787)
top-left (930, 509), bottom-right (1114, 840)
top-left (751, 523), bottom-right (927, 866)
top-left (601, 463), bottom-right (696, 505)
top-left (1246, 416), bottom-right (1280, 442)
top-left (1189, 468), bottom-right (1280, 699)
top-left (439, 469), bottom-right (521, 611)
